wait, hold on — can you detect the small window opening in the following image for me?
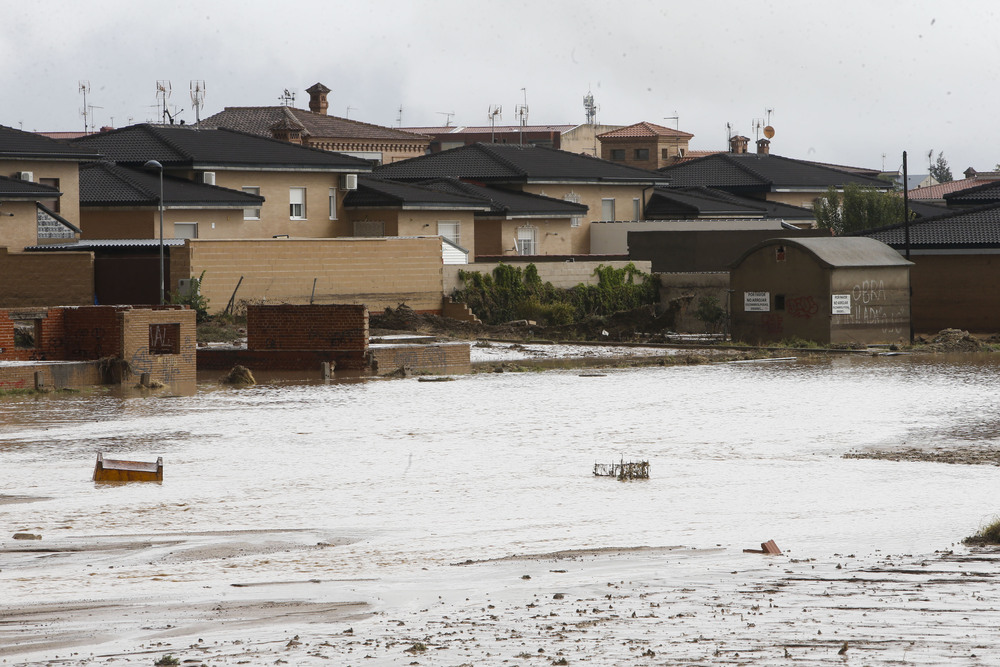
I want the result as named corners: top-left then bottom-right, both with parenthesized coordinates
top-left (149, 323), bottom-right (180, 355)
top-left (775, 294), bottom-right (786, 311)
top-left (776, 245), bottom-right (786, 262)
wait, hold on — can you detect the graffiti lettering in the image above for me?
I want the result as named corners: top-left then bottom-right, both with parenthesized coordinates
top-left (787, 296), bottom-right (819, 319)
top-left (761, 313), bottom-right (784, 335)
top-left (851, 280), bottom-right (886, 305)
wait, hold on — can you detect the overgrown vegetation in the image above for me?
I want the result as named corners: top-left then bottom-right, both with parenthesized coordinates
top-left (694, 295), bottom-right (727, 334)
top-left (813, 183), bottom-right (914, 235)
top-left (171, 270), bottom-right (210, 322)
top-left (453, 262), bottom-right (658, 326)
top-left (964, 516), bottom-right (1000, 546)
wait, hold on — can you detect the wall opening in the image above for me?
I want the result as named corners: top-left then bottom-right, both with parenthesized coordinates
top-left (149, 323), bottom-right (180, 355)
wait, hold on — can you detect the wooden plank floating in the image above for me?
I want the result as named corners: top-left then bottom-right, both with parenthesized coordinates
top-left (93, 452), bottom-right (163, 483)
top-left (593, 459), bottom-right (649, 480)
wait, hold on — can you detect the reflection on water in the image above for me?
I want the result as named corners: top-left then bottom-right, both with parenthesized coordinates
top-left (2, 353), bottom-right (1000, 598)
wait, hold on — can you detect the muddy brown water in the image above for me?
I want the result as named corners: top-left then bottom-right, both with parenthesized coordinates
top-left (2, 351), bottom-right (1000, 664)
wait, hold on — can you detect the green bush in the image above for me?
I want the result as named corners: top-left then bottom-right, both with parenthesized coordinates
top-left (171, 270), bottom-right (210, 322)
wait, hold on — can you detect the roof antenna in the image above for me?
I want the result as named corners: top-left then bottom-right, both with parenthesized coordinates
top-left (516, 87), bottom-right (529, 146)
top-left (437, 111), bottom-right (455, 127)
top-left (156, 80), bottom-right (172, 124)
top-left (396, 104), bottom-right (403, 127)
top-left (190, 81), bottom-right (206, 124)
top-left (664, 113), bottom-right (678, 130)
top-left (488, 105), bottom-right (502, 142)
top-left (583, 89), bottom-right (598, 125)
top-left (79, 80), bottom-right (91, 133)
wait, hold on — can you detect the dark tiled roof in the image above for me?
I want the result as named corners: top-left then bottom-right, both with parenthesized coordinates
top-left (856, 203), bottom-right (1000, 249)
top-left (199, 107), bottom-right (430, 142)
top-left (374, 142), bottom-right (668, 183)
top-left (0, 175), bottom-right (60, 199)
top-left (646, 186), bottom-right (815, 220)
top-left (0, 125), bottom-right (101, 160)
top-left (659, 153), bottom-right (890, 191)
top-left (345, 177), bottom-right (490, 210)
top-left (80, 162), bottom-right (265, 208)
top-left (417, 178), bottom-right (589, 217)
top-left (71, 124), bottom-right (374, 171)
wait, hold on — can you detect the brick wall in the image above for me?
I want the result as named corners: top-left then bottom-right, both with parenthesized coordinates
top-left (0, 362), bottom-right (102, 391)
top-left (169, 237), bottom-right (445, 315)
top-left (196, 349), bottom-right (368, 371)
top-left (247, 304), bottom-right (368, 351)
top-left (62, 306), bottom-right (124, 360)
top-left (370, 342), bottom-right (471, 374)
top-left (121, 307), bottom-right (197, 384)
top-left (0, 248), bottom-right (95, 308)
top-left (0, 307), bottom-right (67, 361)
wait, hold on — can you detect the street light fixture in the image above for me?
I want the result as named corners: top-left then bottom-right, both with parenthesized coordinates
top-left (143, 160), bottom-right (165, 304)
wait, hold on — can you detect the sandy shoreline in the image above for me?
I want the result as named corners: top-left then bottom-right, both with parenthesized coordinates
top-left (3, 529), bottom-right (999, 665)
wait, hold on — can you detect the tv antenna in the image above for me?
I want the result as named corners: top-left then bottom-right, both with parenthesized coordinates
top-left (156, 80), bottom-right (172, 123)
top-left (85, 105), bottom-right (103, 132)
top-left (346, 105), bottom-right (356, 119)
top-left (927, 149), bottom-right (934, 170)
top-left (79, 80), bottom-right (91, 133)
top-left (396, 104), bottom-right (403, 127)
top-left (437, 111), bottom-right (455, 127)
top-left (279, 89), bottom-right (295, 107)
top-left (583, 90), bottom-right (598, 125)
top-left (516, 87), bottom-right (528, 145)
top-left (664, 114), bottom-right (679, 130)
top-left (190, 81), bottom-right (206, 123)
top-left (488, 105), bottom-right (502, 142)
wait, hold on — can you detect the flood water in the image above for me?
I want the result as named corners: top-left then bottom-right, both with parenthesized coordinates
top-left (3, 351), bottom-right (1000, 663)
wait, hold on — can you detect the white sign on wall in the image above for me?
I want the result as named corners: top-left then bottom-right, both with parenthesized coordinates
top-left (831, 294), bottom-right (852, 315)
top-left (744, 291), bottom-right (770, 312)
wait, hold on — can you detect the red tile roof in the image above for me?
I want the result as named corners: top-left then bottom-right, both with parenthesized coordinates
top-left (598, 121), bottom-right (694, 139)
top-left (906, 178), bottom-right (984, 200)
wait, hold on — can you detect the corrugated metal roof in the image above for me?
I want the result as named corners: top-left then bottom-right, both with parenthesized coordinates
top-left (25, 238), bottom-right (188, 251)
top-left (733, 237), bottom-right (913, 269)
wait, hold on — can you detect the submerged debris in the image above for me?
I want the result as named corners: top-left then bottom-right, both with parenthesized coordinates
top-left (594, 459), bottom-right (649, 480)
top-left (220, 365), bottom-right (256, 385)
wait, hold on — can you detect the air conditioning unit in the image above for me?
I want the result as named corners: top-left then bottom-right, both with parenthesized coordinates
top-left (202, 171), bottom-right (216, 185)
top-left (341, 173), bottom-right (358, 190)
top-left (17, 171), bottom-right (33, 182)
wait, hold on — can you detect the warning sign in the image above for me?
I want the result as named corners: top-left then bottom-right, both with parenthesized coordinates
top-left (744, 292), bottom-right (770, 312)
top-left (831, 294), bottom-right (852, 315)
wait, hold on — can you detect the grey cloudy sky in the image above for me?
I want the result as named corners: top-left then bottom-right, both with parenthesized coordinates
top-left (3, 0), bottom-right (998, 174)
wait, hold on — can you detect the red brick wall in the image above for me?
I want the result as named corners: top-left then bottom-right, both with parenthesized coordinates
top-left (0, 307), bottom-right (68, 361)
top-left (62, 307), bottom-right (126, 360)
top-left (247, 304), bottom-right (368, 352)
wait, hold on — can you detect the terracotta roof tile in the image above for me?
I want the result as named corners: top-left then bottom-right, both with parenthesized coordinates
top-left (199, 107), bottom-right (430, 142)
top-left (906, 178), bottom-right (986, 200)
top-left (598, 121), bottom-right (694, 139)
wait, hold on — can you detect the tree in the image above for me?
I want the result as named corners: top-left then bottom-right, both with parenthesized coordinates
top-left (929, 151), bottom-right (953, 183)
top-left (813, 183), bottom-right (911, 235)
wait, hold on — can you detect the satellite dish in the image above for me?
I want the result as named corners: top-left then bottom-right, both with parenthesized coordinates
top-left (763, 125), bottom-right (775, 139)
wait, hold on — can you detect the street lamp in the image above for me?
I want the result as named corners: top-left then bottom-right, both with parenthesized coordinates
top-left (144, 160), bottom-right (165, 304)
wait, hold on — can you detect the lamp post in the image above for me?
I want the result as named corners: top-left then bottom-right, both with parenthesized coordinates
top-left (144, 160), bottom-right (165, 304)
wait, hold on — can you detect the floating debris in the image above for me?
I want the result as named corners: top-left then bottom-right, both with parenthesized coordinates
top-left (743, 539), bottom-right (782, 555)
top-left (93, 452), bottom-right (163, 483)
top-left (594, 459), bottom-right (649, 480)
top-left (220, 365), bottom-right (256, 385)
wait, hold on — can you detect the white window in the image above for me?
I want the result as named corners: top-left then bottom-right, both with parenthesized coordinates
top-left (633, 197), bottom-right (641, 221)
top-left (242, 186), bottom-right (260, 220)
top-left (563, 192), bottom-right (583, 228)
top-left (328, 187), bottom-right (338, 220)
top-left (437, 221), bottom-right (460, 246)
top-left (289, 187), bottom-right (306, 220)
top-left (516, 225), bottom-right (536, 255)
top-left (174, 223), bottom-right (198, 239)
top-left (601, 198), bottom-right (615, 221)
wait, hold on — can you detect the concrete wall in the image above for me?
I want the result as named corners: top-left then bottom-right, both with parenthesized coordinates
top-left (830, 266), bottom-right (910, 344)
top-left (0, 362), bottom-right (101, 391)
top-left (171, 237), bottom-right (446, 315)
top-left (0, 248), bottom-right (95, 308)
top-left (658, 272), bottom-right (730, 333)
top-left (443, 259), bottom-right (653, 293)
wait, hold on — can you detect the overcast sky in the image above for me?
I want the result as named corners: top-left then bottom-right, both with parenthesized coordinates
top-left (3, 0), bottom-right (998, 174)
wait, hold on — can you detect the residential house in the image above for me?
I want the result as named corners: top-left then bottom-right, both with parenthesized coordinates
top-left (0, 125), bottom-right (99, 250)
top-left (658, 137), bottom-right (891, 209)
top-left (373, 142), bottom-right (668, 254)
top-left (856, 203), bottom-right (1000, 332)
top-left (598, 122), bottom-right (694, 170)
top-left (199, 83), bottom-right (430, 164)
top-left (71, 124), bottom-right (373, 240)
top-left (644, 185), bottom-right (816, 223)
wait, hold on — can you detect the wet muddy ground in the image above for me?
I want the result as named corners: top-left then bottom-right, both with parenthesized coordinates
top-left (3, 349), bottom-right (1000, 665)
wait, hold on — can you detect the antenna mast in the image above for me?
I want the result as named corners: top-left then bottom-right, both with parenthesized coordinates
top-left (396, 105), bottom-right (403, 127)
top-left (488, 105), bottom-right (502, 142)
top-left (516, 87), bottom-right (529, 146)
top-left (436, 111), bottom-right (455, 127)
top-left (156, 81), bottom-right (172, 124)
top-left (583, 91), bottom-right (598, 125)
top-left (190, 81), bottom-right (206, 124)
top-left (79, 80), bottom-right (91, 133)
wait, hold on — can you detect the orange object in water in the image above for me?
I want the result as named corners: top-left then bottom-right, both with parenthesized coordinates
top-left (743, 540), bottom-right (782, 555)
top-left (93, 452), bottom-right (163, 483)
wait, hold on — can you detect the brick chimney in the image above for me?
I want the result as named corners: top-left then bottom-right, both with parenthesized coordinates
top-left (756, 138), bottom-right (770, 155)
top-left (729, 135), bottom-right (749, 154)
top-left (306, 82), bottom-right (330, 115)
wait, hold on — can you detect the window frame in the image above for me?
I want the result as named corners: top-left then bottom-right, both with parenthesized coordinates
top-left (610, 149), bottom-right (625, 161)
top-left (328, 187), bottom-right (338, 220)
top-left (289, 187), bottom-right (307, 220)
top-left (516, 225), bottom-right (536, 255)
top-left (601, 198), bottom-right (615, 222)
top-left (242, 186), bottom-right (261, 220)
top-left (437, 220), bottom-right (461, 247)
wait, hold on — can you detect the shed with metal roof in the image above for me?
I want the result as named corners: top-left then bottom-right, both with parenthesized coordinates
top-left (729, 237), bottom-right (912, 345)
